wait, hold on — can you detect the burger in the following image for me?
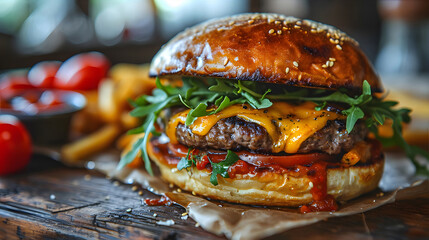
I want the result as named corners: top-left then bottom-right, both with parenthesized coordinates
top-left (120, 13), bottom-right (418, 212)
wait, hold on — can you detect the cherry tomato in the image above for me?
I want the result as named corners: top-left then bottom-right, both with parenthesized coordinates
top-left (28, 61), bottom-right (61, 88)
top-left (54, 52), bottom-right (110, 90)
top-left (0, 74), bottom-right (34, 99)
top-left (0, 115), bottom-right (32, 175)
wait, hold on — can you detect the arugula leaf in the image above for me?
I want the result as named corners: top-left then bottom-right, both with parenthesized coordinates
top-left (260, 88), bottom-right (271, 100)
top-left (145, 88), bottom-right (167, 103)
top-left (177, 149), bottom-right (194, 170)
top-left (127, 125), bottom-right (145, 135)
top-left (117, 138), bottom-right (144, 170)
top-left (130, 95), bottom-right (146, 107)
top-left (130, 101), bottom-right (165, 117)
top-left (372, 111), bottom-right (385, 125)
top-left (258, 98), bottom-right (273, 108)
top-left (209, 79), bottom-right (235, 92)
top-left (178, 94), bottom-right (191, 108)
top-left (185, 102), bottom-right (208, 125)
top-left (138, 114), bottom-right (156, 175)
top-left (213, 96), bottom-right (231, 114)
top-left (209, 150), bottom-right (239, 186)
top-left (342, 106), bottom-right (364, 133)
top-left (155, 77), bottom-right (180, 95)
top-left (241, 91), bottom-right (273, 109)
top-left (315, 101), bottom-right (327, 111)
top-left (184, 96), bottom-right (235, 126)
top-left (175, 149), bottom-right (240, 185)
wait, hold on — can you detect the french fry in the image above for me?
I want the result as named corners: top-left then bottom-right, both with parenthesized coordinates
top-left (110, 64), bottom-right (141, 84)
top-left (110, 64), bottom-right (156, 104)
top-left (111, 64), bottom-right (141, 107)
top-left (98, 64), bottom-right (156, 124)
top-left (71, 90), bottom-right (103, 134)
top-left (80, 90), bottom-right (99, 116)
top-left (135, 64), bottom-right (157, 94)
top-left (377, 119), bottom-right (394, 138)
top-left (115, 78), bottom-right (138, 111)
top-left (404, 130), bottom-right (429, 150)
top-left (120, 111), bottom-right (140, 129)
top-left (62, 124), bottom-right (122, 163)
top-left (98, 79), bottom-right (120, 122)
top-left (117, 132), bottom-right (139, 150)
top-left (70, 110), bottom-right (103, 135)
top-left (387, 89), bottom-right (429, 119)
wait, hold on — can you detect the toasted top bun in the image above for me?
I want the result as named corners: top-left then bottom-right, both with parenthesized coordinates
top-left (150, 13), bottom-right (382, 92)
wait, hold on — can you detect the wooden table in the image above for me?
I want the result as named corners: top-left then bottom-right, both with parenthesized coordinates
top-left (1, 155), bottom-right (428, 240)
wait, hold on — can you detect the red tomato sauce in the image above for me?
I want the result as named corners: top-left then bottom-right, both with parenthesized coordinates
top-left (228, 160), bottom-right (258, 178)
top-left (300, 195), bottom-right (338, 213)
top-left (143, 196), bottom-right (172, 206)
top-left (1, 90), bottom-right (66, 114)
top-left (299, 162), bottom-right (338, 213)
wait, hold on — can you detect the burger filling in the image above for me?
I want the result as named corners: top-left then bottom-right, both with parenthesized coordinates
top-left (149, 100), bottom-right (380, 212)
top-left (175, 117), bottom-right (368, 155)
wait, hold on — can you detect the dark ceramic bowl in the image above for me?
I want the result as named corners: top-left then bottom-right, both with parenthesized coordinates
top-left (1, 89), bottom-right (86, 145)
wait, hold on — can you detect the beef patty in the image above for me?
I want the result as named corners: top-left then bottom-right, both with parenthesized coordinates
top-left (175, 117), bottom-right (368, 155)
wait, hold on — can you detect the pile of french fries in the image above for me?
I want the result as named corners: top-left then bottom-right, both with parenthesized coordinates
top-left (61, 64), bottom-right (156, 165)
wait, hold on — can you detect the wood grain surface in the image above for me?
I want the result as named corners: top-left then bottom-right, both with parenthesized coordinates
top-left (1, 154), bottom-right (428, 240)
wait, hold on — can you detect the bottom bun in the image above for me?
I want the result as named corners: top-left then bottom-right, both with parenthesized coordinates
top-left (148, 142), bottom-right (384, 207)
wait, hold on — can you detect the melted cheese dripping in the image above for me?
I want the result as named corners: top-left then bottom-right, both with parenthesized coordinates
top-left (166, 102), bottom-right (344, 153)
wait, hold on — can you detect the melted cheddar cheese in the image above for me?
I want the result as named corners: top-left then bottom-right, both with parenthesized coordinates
top-left (166, 102), bottom-right (345, 153)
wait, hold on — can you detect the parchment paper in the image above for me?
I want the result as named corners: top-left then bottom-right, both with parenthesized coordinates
top-left (91, 151), bottom-right (429, 240)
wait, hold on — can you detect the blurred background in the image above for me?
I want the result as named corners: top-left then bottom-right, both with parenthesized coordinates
top-left (0, 0), bottom-right (427, 166)
top-left (0, 0), bottom-right (428, 77)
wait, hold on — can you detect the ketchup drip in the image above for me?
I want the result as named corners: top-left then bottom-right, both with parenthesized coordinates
top-left (300, 162), bottom-right (338, 213)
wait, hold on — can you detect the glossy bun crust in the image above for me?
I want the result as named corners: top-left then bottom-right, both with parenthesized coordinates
top-left (148, 141), bottom-right (384, 207)
top-left (150, 13), bottom-right (382, 92)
